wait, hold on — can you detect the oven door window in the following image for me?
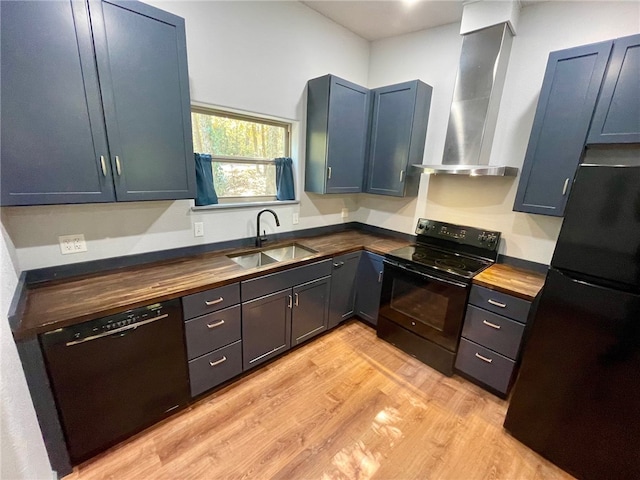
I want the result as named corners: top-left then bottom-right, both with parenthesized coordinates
top-left (380, 264), bottom-right (468, 352)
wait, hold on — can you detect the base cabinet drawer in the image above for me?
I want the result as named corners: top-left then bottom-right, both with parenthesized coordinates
top-left (455, 338), bottom-right (516, 395)
top-left (185, 305), bottom-right (241, 360)
top-left (461, 306), bottom-right (525, 359)
top-left (469, 285), bottom-right (531, 323)
top-left (188, 340), bottom-right (242, 397)
top-left (183, 283), bottom-right (240, 320)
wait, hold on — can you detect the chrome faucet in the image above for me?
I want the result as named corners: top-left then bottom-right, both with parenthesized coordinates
top-left (256, 209), bottom-right (280, 247)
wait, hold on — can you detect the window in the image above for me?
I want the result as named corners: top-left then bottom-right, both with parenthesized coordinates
top-left (191, 107), bottom-right (291, 203)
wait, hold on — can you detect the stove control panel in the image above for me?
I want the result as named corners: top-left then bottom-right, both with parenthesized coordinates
top-left (415, 218), bottom-right (500, 251)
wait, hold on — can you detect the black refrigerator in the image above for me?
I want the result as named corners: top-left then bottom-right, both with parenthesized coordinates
top-left (504, 159), bottom-right (640, 480)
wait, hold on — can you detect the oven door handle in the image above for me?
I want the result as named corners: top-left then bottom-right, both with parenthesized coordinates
top-left (384, 260), bottom-right (468, 288)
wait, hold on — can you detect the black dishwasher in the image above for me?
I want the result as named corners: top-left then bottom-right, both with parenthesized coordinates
top-left (40, 299), bottom-right (190, 464)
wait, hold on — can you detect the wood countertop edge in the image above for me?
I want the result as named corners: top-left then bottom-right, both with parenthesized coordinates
top-left (472, 264), bottom-right (547, 301)
top-left (13, 233), bottom-right (406, 340)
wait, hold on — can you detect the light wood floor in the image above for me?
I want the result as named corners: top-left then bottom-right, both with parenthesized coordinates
top-left (64, 321), bottom-right (574, 480)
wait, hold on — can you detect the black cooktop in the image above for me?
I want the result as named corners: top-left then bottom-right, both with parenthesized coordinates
top-left (385, 218), bottom-right (501, 280)
top-left (387, 244), bottom-right (491, 279)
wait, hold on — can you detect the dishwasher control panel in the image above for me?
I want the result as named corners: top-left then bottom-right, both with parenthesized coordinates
top-left (40, 300), bottom-right (176, 346)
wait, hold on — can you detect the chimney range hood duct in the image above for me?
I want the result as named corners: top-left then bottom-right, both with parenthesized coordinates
top-left (415, 23), bottom-right (517, 176)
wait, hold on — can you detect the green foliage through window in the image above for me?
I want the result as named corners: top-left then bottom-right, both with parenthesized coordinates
top-left (192, 109), bottom-right (290, 199)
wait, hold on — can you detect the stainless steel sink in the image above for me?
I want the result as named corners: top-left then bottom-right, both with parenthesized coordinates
top-left (228, 243), bottom-right (316, 268)
top-left (228, 251), bottom-right (278, 269)
top-left (262, 243), bottom-right (316, 262)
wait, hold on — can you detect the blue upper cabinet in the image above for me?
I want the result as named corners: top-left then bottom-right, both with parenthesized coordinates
top-left (513, 41), bottom-right (613, 216)
top-left (305, 75), bottom-right (370, 194)
top-left (0, 0), bottom-right (195, 206)
top-left (587, 33), bottom-right (640, 144)
top-left (365, 80), bottom-right (432, 197)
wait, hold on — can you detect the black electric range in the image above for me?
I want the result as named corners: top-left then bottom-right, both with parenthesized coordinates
top-left (377, 219), bottom-right (501, 375)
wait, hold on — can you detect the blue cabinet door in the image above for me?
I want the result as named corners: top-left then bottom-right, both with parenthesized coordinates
top-left (365, 80), bottom-right (432, 197)
top-left (292, 276), bottom-right (331, 345)
top-left (513, 41), bottom-right (612, 216)
top-left (90, 0), bottom-right (195, 201)
top-left (305, 75), bottom-right (370, 194)
top-left (1, 1), bottom-right (115, 205)
top-left (588, 33), bottom-right (640, 144)
top-left (355, 252), bottom-right (385, 325)
top-left (328, 251), bottom-right (361, 329)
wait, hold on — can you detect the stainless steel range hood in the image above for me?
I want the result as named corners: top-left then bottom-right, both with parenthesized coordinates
top-left (414, 22), bottom-right (518, 177)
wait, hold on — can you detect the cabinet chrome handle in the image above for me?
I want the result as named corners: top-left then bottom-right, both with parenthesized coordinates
top-left (488, 299), bottom-right (506, 308)
top-left (399, 170), bottom-right (405, 183)
top-left (294, 293), bottom-right (299, 306)
top-left (327, 166), bottom-right (332, 179)
top-left (482, 319), bottom-right (501, 330)
top-left (206, 319), bottom-right (225, 329)
top-left (115, 155), bottom-right (122, 176)
top-left (333, 261), bottom-right (345, 268)
top-left (288, 294), bottom-right (292, 309)
top-left (209, 356), bottom-right (227, 367)
top-left (562, 177), bottom-right (569, 196)
top-left (205, 297), bottom-right (224, 306)
top-left (100, 155), bottom-right (107, 176)
top-left (378, 271), bottom-right (383, 283)
top-left (475, 352), bottom-right (493, 363)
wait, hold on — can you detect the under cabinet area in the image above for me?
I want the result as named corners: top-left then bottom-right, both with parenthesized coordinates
top-left (183, 283), bottom-right (243, 397)
top-left (241, 259), bottom-right (332, 370)
top-left (0, 0), bottom-right (195, 206)
top-left (455, 285), bottom-right (534, 397)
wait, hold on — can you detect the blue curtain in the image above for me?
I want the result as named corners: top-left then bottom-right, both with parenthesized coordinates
top-left (275, 157), bottom-right (295, 201)
top-left (194, 153), bottom-right (219, 206)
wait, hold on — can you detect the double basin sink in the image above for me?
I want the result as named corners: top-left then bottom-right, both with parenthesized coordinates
top-left (228, 243), bottom-right (317, 269)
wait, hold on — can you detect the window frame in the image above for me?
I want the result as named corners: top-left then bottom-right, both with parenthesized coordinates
top-left (191, 106), bottom-right (292, 205)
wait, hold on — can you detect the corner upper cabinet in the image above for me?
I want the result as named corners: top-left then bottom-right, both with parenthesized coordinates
top-left (0, 0), bottom-right (195, 206)
top-left (365, 80), bottom-right (432, 197)
top-left (305, 75), bottom-right (370, 194)
top-left (513, 41), bottom-right (613, 217)
top-left (587, 34), bottom-right (640, 144)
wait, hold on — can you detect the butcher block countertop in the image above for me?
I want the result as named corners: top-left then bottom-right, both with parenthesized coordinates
top-left (13, 230), bottom-right (410, 339)
top-left (473, 263), bottom-right (547, 301)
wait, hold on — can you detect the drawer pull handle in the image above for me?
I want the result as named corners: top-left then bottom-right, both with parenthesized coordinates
top-left (333, 261), bottom-right (345, 268)
top-left (205, 297), bottom-right (224, 306)
top-left (482, 320), bottom-right (501, 330)
top-left (209, 356), bottom-right (227, 367)
top-left (488, 299), bottom-right (507, 308)
top-left (206, 319), bottom-right (225, 329)
top-left (475, 352), bottom-right (493, 364)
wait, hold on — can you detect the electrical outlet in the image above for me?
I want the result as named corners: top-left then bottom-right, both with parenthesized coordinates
top-left (59, 234), bottom-right (87, 255)
top-left (292, 212), bottom-right (299, 225)
top-left (341, 208), bottom-right (349, 219)
top-left (194, 222), bottom-right (204, 237)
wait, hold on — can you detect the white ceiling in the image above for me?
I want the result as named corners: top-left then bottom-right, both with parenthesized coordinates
top-left (301, 0), bottom-right (466, 41)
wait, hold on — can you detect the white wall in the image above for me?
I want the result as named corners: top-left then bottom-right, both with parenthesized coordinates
top-left (1, 0), bottom-right (369, 272)
top-left (0, 227), bottom-right (53, 479)
top-left (362, 0), bottom-right (640, 264)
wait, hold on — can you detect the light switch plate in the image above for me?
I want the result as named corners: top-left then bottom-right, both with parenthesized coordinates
top-left (292, 212), bottom-right (299, 225)
top-left (194, 222), bottom-right (204, 237)
top-left (341, 208), bottom-right (349, 219)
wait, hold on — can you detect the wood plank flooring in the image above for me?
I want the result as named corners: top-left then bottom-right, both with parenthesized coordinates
top-left (64, 321), bottom-right (573, 480)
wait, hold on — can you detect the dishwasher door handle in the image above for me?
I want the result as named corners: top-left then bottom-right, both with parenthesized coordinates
top-left (65, 314), bottom-right (169, 346)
